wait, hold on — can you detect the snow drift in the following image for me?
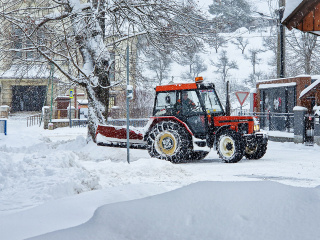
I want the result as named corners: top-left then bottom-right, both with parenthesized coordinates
top-left (29, 181), bottom-right (320, 240)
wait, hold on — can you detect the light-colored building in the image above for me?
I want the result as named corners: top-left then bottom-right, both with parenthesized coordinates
top-left (0, 0), bottom-right (138, 117)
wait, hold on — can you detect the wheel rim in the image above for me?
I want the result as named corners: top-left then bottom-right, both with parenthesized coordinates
top-left (245, 145), bottom-right (257, 155)
top-left (219, 136), bottom-right (235, 158)
top-left (155, 131), bottom-right (177, 156)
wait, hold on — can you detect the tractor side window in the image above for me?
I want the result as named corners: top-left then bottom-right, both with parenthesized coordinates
top-left (154, 92), bottom-right (176, 116)
top-left (176, 90), bottom-right (202, 115)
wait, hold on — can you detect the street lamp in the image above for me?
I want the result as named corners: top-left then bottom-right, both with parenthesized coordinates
top-left (126, 23), bottom-right (134, 164)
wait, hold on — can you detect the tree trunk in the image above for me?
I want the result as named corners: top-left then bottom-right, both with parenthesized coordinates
top-left (86, 82), bottom-right (109, 142)
top-left (69, 1), bottom-right (111, 142)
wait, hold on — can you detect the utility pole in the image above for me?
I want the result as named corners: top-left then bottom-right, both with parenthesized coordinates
top-left (277, 0), bottom-right (286, 78)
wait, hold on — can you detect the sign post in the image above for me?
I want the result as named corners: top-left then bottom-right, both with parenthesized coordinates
top-left (235, 91), bottom-right (249, 115)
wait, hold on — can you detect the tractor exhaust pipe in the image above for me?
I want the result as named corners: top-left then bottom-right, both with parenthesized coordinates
top-left (225, 81), bottom-right (230, 116)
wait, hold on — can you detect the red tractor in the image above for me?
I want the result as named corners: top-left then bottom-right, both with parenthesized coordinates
top-left (96, 77), bottom-right (268, 163)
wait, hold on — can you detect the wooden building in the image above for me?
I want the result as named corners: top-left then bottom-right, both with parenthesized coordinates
top-left (280, 0), bottom-right (320, 113)
top-left (282, 0), bottom-right (320, 35)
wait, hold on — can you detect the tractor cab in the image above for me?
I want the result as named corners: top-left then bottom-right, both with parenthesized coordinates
top-left (153, 77), bottom-right (224, 139)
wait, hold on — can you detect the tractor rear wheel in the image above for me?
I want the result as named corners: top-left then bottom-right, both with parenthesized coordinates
top-left (217, 130), bottom-right (244, 163)
top-left (146, 121), bottom-right (191, 163)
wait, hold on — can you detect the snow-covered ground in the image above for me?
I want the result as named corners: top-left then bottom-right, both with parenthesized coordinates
top-left (1, 114), bottom-right (320, 240)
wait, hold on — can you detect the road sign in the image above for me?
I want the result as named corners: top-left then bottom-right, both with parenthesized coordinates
top-left (69, 89), bottom-right (74, 99)
top-left (235, 91), bottom-right (249, 106)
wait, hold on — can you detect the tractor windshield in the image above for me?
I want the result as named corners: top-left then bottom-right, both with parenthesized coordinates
top-left (199, 89), bottom-right (224, 115)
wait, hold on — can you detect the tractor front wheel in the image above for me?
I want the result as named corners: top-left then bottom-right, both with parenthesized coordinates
top-left (217, 131), bottom-right (244, 163)
top-left (245, 142), bottom-right (268, 160)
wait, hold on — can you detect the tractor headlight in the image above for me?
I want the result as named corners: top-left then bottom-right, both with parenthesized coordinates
top-left (253, 117), bottom-right (260, 132)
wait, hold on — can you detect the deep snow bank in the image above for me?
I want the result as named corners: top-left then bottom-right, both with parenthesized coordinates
top-left (29, 181), bottom-right (320, 240)
top-left (0, 135), bottom-right (100, 212)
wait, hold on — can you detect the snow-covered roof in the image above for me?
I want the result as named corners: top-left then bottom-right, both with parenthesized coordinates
top-left (78, 99), bottom-right (88, 105)
top-left (0, 65), bottom-right (50, 79)
top-left (313, 105), bottom-right (320, 115)
top-left (293, 106), bottom-right (308, 111)
top-left (259, 82), bottom-right (296, 89)
top-left (299, 76), bottom-right (320, 99)
top-left (257, 76), bottom-right (307, 84)
top-left (282, 0), bottom-right (303, 21)
top-left (250, 88), bottom-right (257, 94)
top-left (282, 0), bottom-right (320, 34)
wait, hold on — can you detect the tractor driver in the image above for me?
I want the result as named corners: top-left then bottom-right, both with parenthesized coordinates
top-left (175, 91), bottom-right (196, 114)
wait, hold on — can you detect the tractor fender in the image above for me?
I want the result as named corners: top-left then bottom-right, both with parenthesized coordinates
top-left (143, 116), bottom-right (194, 141)
top-left (214, 125), bottom-right (232, 140)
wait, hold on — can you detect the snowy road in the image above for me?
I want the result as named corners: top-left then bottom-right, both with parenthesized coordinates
top-left (80, 140), bottom-right (320, 192)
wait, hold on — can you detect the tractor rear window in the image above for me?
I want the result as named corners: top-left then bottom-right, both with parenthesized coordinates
top-left (199, 89), bottom-right (224, 114)
top-left (154, 92), bottom-right (176, 116)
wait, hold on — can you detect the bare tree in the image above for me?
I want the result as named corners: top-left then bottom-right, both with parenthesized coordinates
top-left (178, 42), bottom-right (204, 79)
top-left (143, 47), bottom-right (172, 85)
top-left (212, 50), bottom-right (238, 99)
top-left (181, 54), bottom-right (207, 81)
top-left (262, 35), bottom-right (277, 76)
top-left (0, 0), bottom-right (213, 141)
top-left (286, 30), bottom-right (319, 75)
top-left (231, 36), bottom-right (249, 54)
top-left (245, 48), bottom-right (263, 86)
top-left (213, 50), bottom-right (238, 85)
top-left (209, 32), bottom-right (226, 53)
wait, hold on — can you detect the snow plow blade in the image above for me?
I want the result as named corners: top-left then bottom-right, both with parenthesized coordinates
top-left (95, 125), bottom-right (147, 149)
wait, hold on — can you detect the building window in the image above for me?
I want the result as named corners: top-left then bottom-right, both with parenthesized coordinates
top-left (12, 26), bottom-right (44, 60)
top-left (13, 28), bottom-right (23, 59)
top-left (109, 51), bottom-right (115, 82)
top-left (109, 95), bottom-right (116, 109)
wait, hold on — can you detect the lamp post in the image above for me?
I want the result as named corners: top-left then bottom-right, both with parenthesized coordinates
top-left (50, 62), bottom-right (54, 123)
top-left (126, 23), bottom-right (134, 164)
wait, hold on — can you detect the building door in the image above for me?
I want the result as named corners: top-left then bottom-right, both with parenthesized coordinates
top-left (11, 86), bottom-right (46, 112)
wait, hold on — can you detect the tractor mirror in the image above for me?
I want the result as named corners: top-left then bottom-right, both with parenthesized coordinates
top-left (165, 95), bottom-right (171, 104)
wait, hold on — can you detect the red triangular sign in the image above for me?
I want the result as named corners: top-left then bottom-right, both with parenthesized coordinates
top-left (235, 91), bottom-right (249, 106)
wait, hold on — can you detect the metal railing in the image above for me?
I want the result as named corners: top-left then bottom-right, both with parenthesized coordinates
top-left (231, 110), bottom-right (294, 132)
top-left (71, 119), bottom-right (88, 127)
top-left (27, 113), bottom-right (42, 127)
top-left (106, 118), bottom-right (149, 128)
top-left (68, 118), bottom-right (147, 128)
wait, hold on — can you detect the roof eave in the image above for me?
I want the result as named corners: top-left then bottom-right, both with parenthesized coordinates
top-left (282, 0), bottom-right (319, 30)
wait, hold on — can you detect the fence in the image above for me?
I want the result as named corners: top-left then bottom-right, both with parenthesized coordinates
top-left (109, 107), bottom-right (153, 119)
top-left (70, 119), bottom-right (88, 128)
top-left (70, 118), bottom-right (148, 128)
top-left (257, 112), bottom-right (294, 132)
top-left (27, 113), bottom-right (42, 127)
top-left (231, 109), bottom-right (294, 132)
top-left (304, 114), bottom-right (315, 145)
top-left (106, 118), bottom-right (149, 128)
